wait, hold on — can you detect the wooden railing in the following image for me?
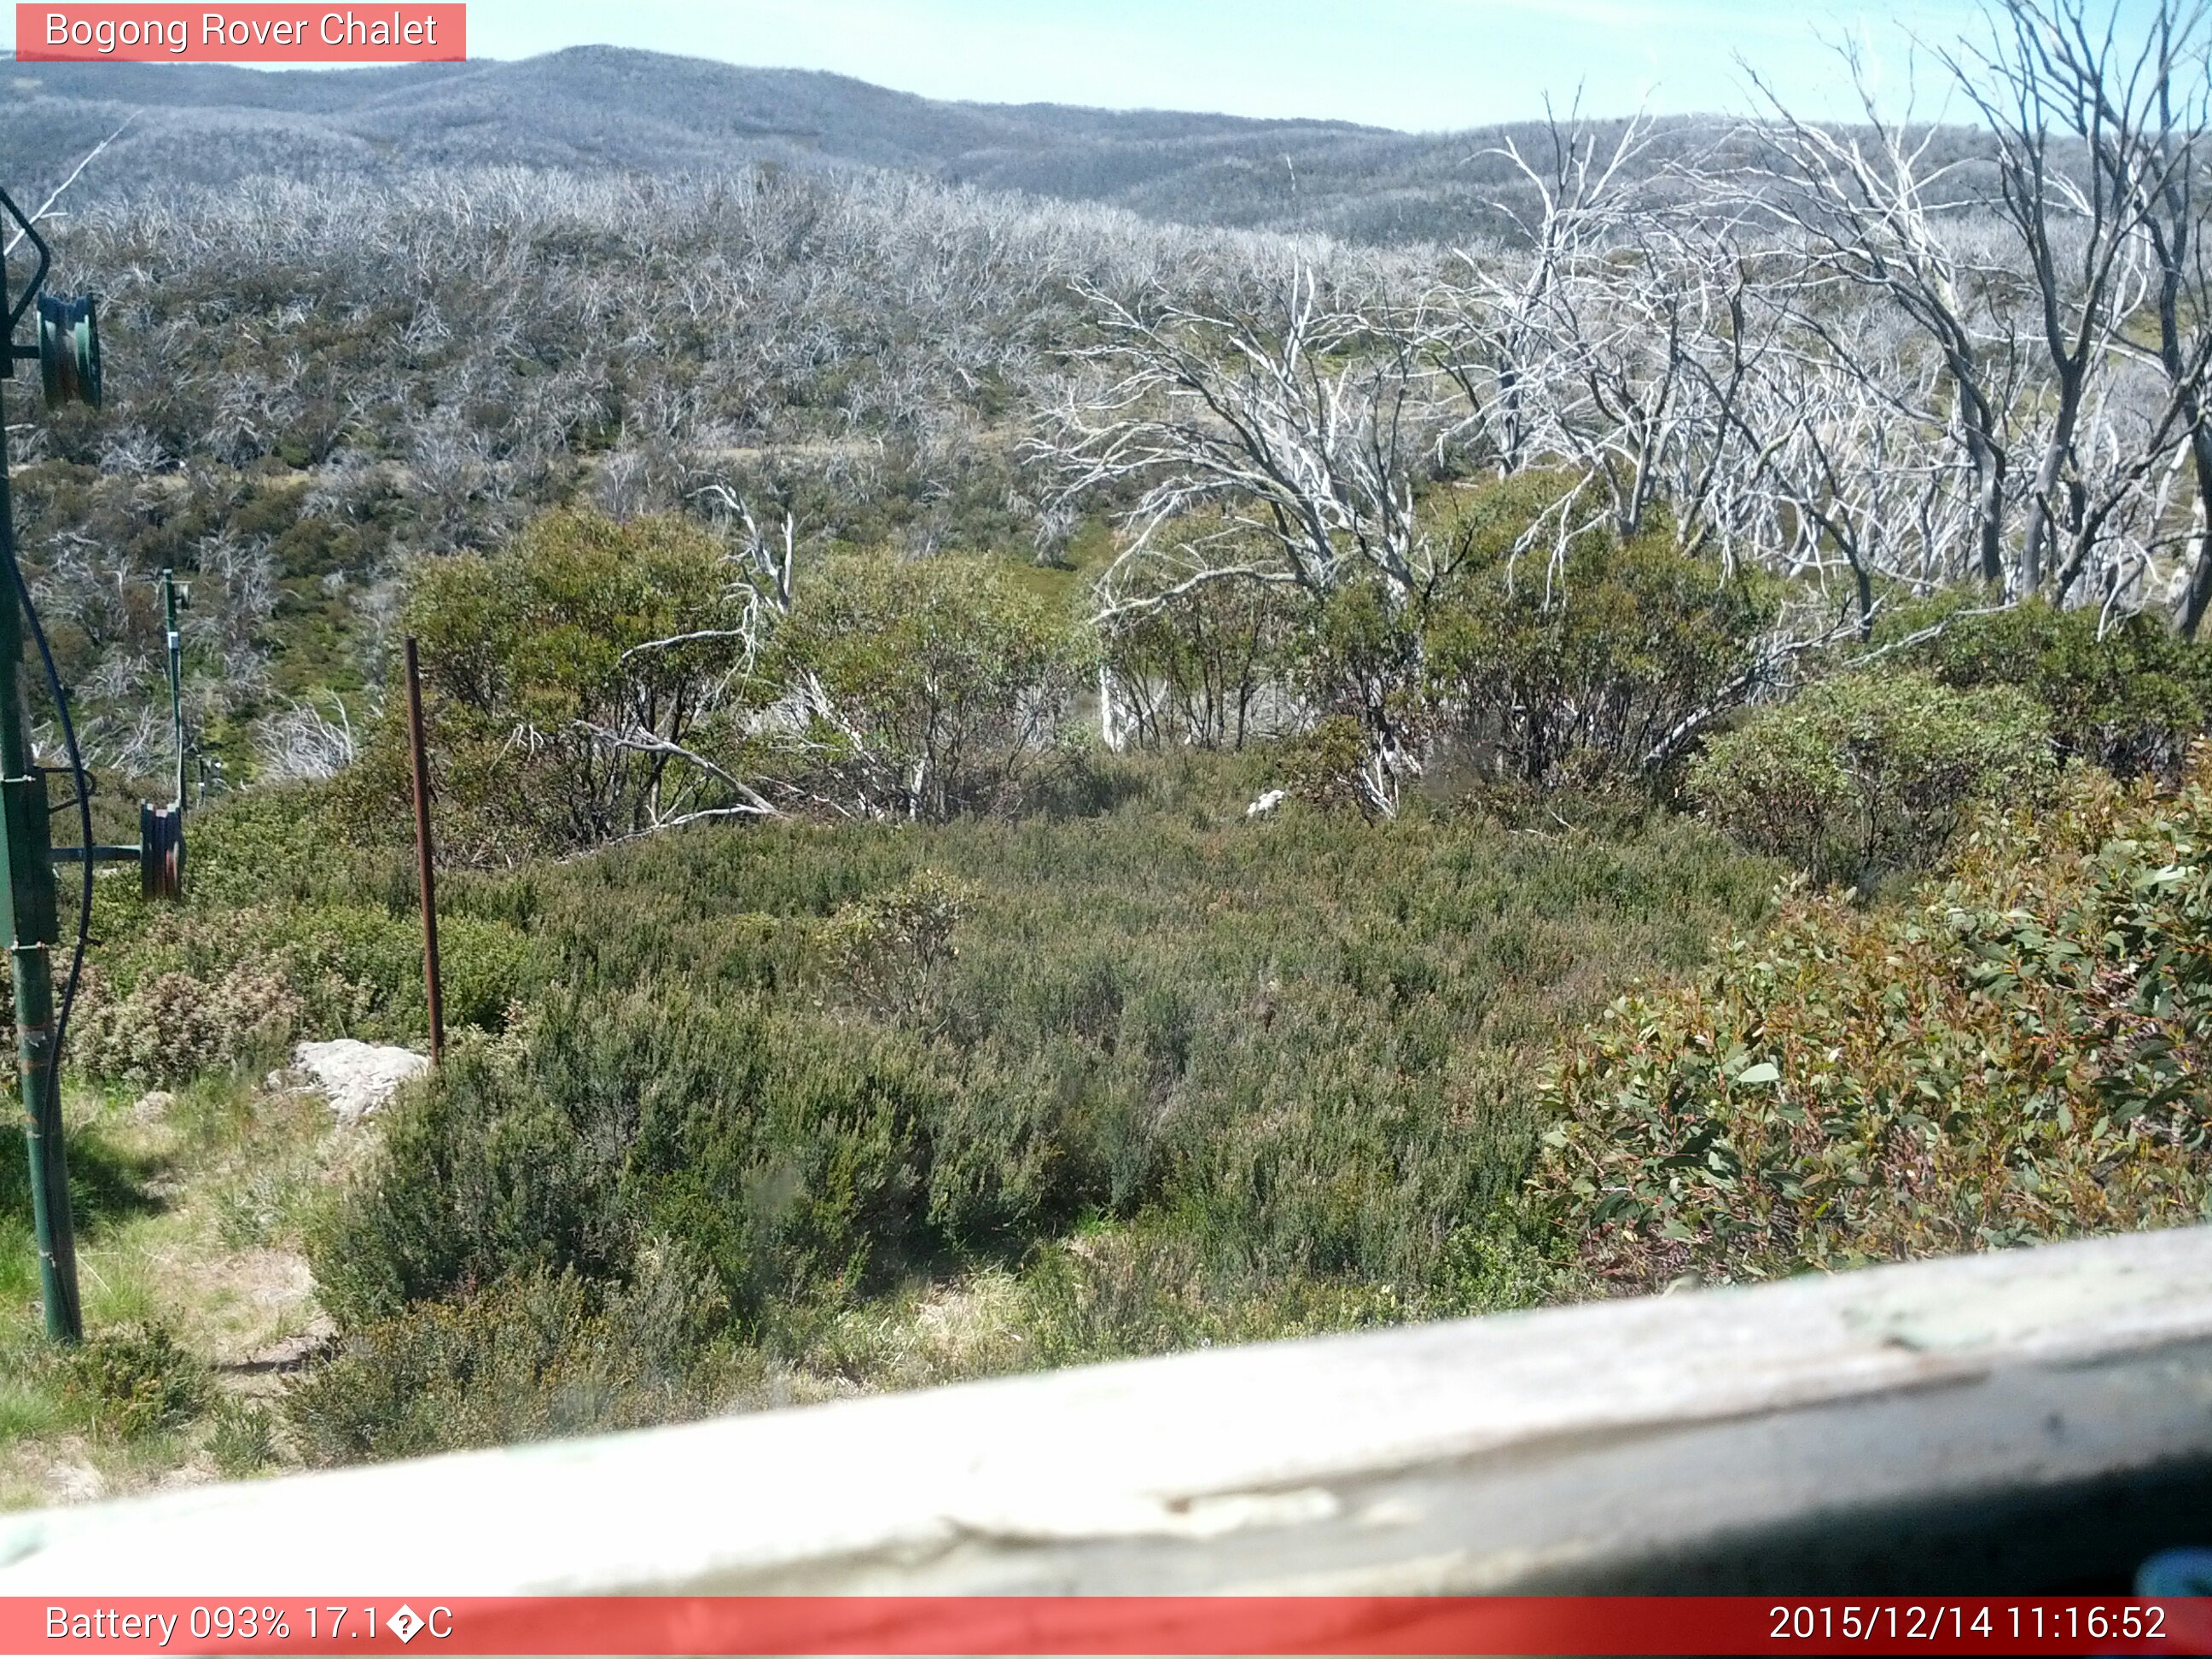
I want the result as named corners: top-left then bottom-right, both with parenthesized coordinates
top-left (5, 1225), bottom-right (2211, 1594)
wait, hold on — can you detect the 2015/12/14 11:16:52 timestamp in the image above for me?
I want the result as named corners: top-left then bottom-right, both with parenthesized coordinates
top-left (1767, 1603), bottom-right (2171, 1644)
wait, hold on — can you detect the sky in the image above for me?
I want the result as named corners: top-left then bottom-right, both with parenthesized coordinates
top-left (458, 0), bottom-right (1999, 131)
top-left (0, 1), bottom-right (2141, 131)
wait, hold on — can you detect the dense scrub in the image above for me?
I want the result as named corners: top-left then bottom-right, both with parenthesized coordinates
top-left (20, 486), bottom-right (2212, 1476)
top-left (310, 496), bottom-right (1792, 866)
top-left (1536, 756), bottom-right (2212, 1295)
top-left (15, 19), bottom-right (2212, 1491)
top-left (22, 582), bottom-right (2212, 1481)
top-left (1901, 601), bottom-right (2212, 781)
top-left (54, 761), bottom-right (1773, 1460)
top-left (1422, 504), bottom-right (1782, 788)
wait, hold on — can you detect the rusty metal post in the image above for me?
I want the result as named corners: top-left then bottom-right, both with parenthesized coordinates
top-left (403, 637), bottom-right (444, 1064)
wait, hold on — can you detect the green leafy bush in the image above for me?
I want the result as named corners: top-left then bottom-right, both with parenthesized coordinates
top-left (74, 965), bottom-right (301, 1086)
top-left (180, 786), bottom-right (357, 911)
top-left (1903, 599), bottom-right (2212, 779)
top-left (766, 552), bottom-right (1091, 820)
top-left (1288, 578), bottom-right (1429, 807)
top-left (252, 904), bottom-right (528, 1038)
top-left (309, 987), bottom-right (963, 1332)
top-left (67, 894), bottom-right (528, 1079)
top-left (1535, 754), bottom-right (2212, 1296)
top-left (1271, 714), bottom-right (1375, 815)
top-left (337, 509), bottom-right (760, 864)
top-left (205, 1397), bottom-right (280, 1476)
top-left (297, 757), bottom-right (1778, 1464)
top-left (1101, 538), bottom-right (1298, 749)
top-left (819, 869), bottom-right (973, 1021)
top-left (1423, 493), bottom-right (1780, 786)
top-left (1690, 669), bottom-right (2052, 885)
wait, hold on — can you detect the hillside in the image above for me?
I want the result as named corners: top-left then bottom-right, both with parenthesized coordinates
top-left (1, 44), bottom-right (1713, 244)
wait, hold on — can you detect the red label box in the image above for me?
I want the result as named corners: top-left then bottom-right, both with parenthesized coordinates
top-left (3, 1597), bottom-right (2211, 1656)
top-left (15, 4), bottom-right (465, 61)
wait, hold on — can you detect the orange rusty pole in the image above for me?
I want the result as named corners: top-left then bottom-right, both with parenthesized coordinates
top-left (403, 636), bottom-right (444, 1064)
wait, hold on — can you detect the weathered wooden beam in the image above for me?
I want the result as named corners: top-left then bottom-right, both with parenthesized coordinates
top-left (5, 1225), bottom-right (2210, 1594)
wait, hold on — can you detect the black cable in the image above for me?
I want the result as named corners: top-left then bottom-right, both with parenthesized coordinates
top-left (9, 557), bottom-right (94, 1069)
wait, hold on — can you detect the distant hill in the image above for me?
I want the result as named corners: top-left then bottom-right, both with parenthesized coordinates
top-left (0, 44), bottom-right (1715, 244)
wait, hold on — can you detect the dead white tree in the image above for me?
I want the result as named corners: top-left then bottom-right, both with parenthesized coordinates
top-left (1939, 2), bottom-right (2172, 598)
top-left (1441, 110), bottom-right (1663, 483)
top-left (1988, 0), bottom-right (2212, 632)
top-left (1038, 262), bottom-right (1480, 812)
top-left (1744, 45), bottom-right (2029, 592)
top-left (1502, 212), bottom-right (1783, 556)
top-left (255, 694), bottom-right (361, 784)
top-left (1732, 301), bottom-right (1974, 632)
top-left (565, 486), bottom-right (802, 834)
top-left (1045, 265), bottom-right (1471, 620)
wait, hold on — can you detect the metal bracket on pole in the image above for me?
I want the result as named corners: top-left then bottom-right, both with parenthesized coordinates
top-left (130, 566), bottom-right (189, 903)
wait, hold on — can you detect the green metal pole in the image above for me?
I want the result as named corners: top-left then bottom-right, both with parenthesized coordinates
top-left (161, 568), bottom-right (183, 812)
top-left (0, 375), bottom-right (80, 1343)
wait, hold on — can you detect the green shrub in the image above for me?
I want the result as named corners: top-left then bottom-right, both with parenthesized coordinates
top-left (67, 894), bottom-right (529, 1080)
top-left (1271, 714), bottom-right (1374, 815)
top-left (182, 786), bottom-right (357, 910)
top-left (74, 965), bottom-right (301, 1086)
top-left (1423, 492), bottom-right (1781, 786)
top-left (311, 987), bottom-right (963, 1332)
top-left (63, 1324), bottom-right (208, 1440)
top-left (1101, 538), bottom-right (1298, 749)
top-left (819, 869), bottom-right (972, 1021)
top-left (299, 754), bottom-right (1782, 1462)
top-left (1903, 599), bottom-right (2212, 778)
top-left (336, 509), bottom-right (761, 864)
top-left (765, 552), bottom-right (1092, 820)
top-left (286, 1254), bottom-right (728, 1466)
top-left (1690, 669), bottom-right (2052, 885)
top-left (1535, 754), bottom-right (2212, 1296)
top-left (1288, 578), bottom-right (1429, 808)
top-left (256, 904), bottom-right (527, 1038)
top-left (307, 1039), bottom-right (625, 1330)
top-left (205, 1397), bottom-right (280, 1476)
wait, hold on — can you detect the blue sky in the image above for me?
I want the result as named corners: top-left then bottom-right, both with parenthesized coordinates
top-left (468, 0), bottom-right (1994, 130)
top-left (0, 2), bottom-right (2086, 130)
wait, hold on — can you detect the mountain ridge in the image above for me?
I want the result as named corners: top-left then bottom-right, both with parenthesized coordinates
top-left (0, 43), bottom-right (1691, 244)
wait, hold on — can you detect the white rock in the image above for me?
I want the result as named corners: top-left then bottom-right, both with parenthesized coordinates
top-left (292, 1039), bottom-right (430, 1123)
top-left (1245, 789), bottom-right (1289, 818)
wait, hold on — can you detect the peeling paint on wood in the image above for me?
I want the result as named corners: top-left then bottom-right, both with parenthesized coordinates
top-left (5, 1225), bottom-right (2209, 1594)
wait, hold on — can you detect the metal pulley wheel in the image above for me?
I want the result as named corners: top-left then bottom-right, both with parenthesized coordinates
top-left (139, 802), bottom-right (182, 901)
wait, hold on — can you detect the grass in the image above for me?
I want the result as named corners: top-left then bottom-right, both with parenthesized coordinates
top-left (0, 1070), bottom-right (350, 1509)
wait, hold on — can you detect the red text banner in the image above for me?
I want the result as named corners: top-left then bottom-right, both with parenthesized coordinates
top-left (15, 5), bottom-right (464, 61)
top-left (3, 1597), bottom-right (2210, 1656)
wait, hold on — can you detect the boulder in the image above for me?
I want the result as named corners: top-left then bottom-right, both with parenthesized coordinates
top-left (292, 1039), bottom-right (430, 1123)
